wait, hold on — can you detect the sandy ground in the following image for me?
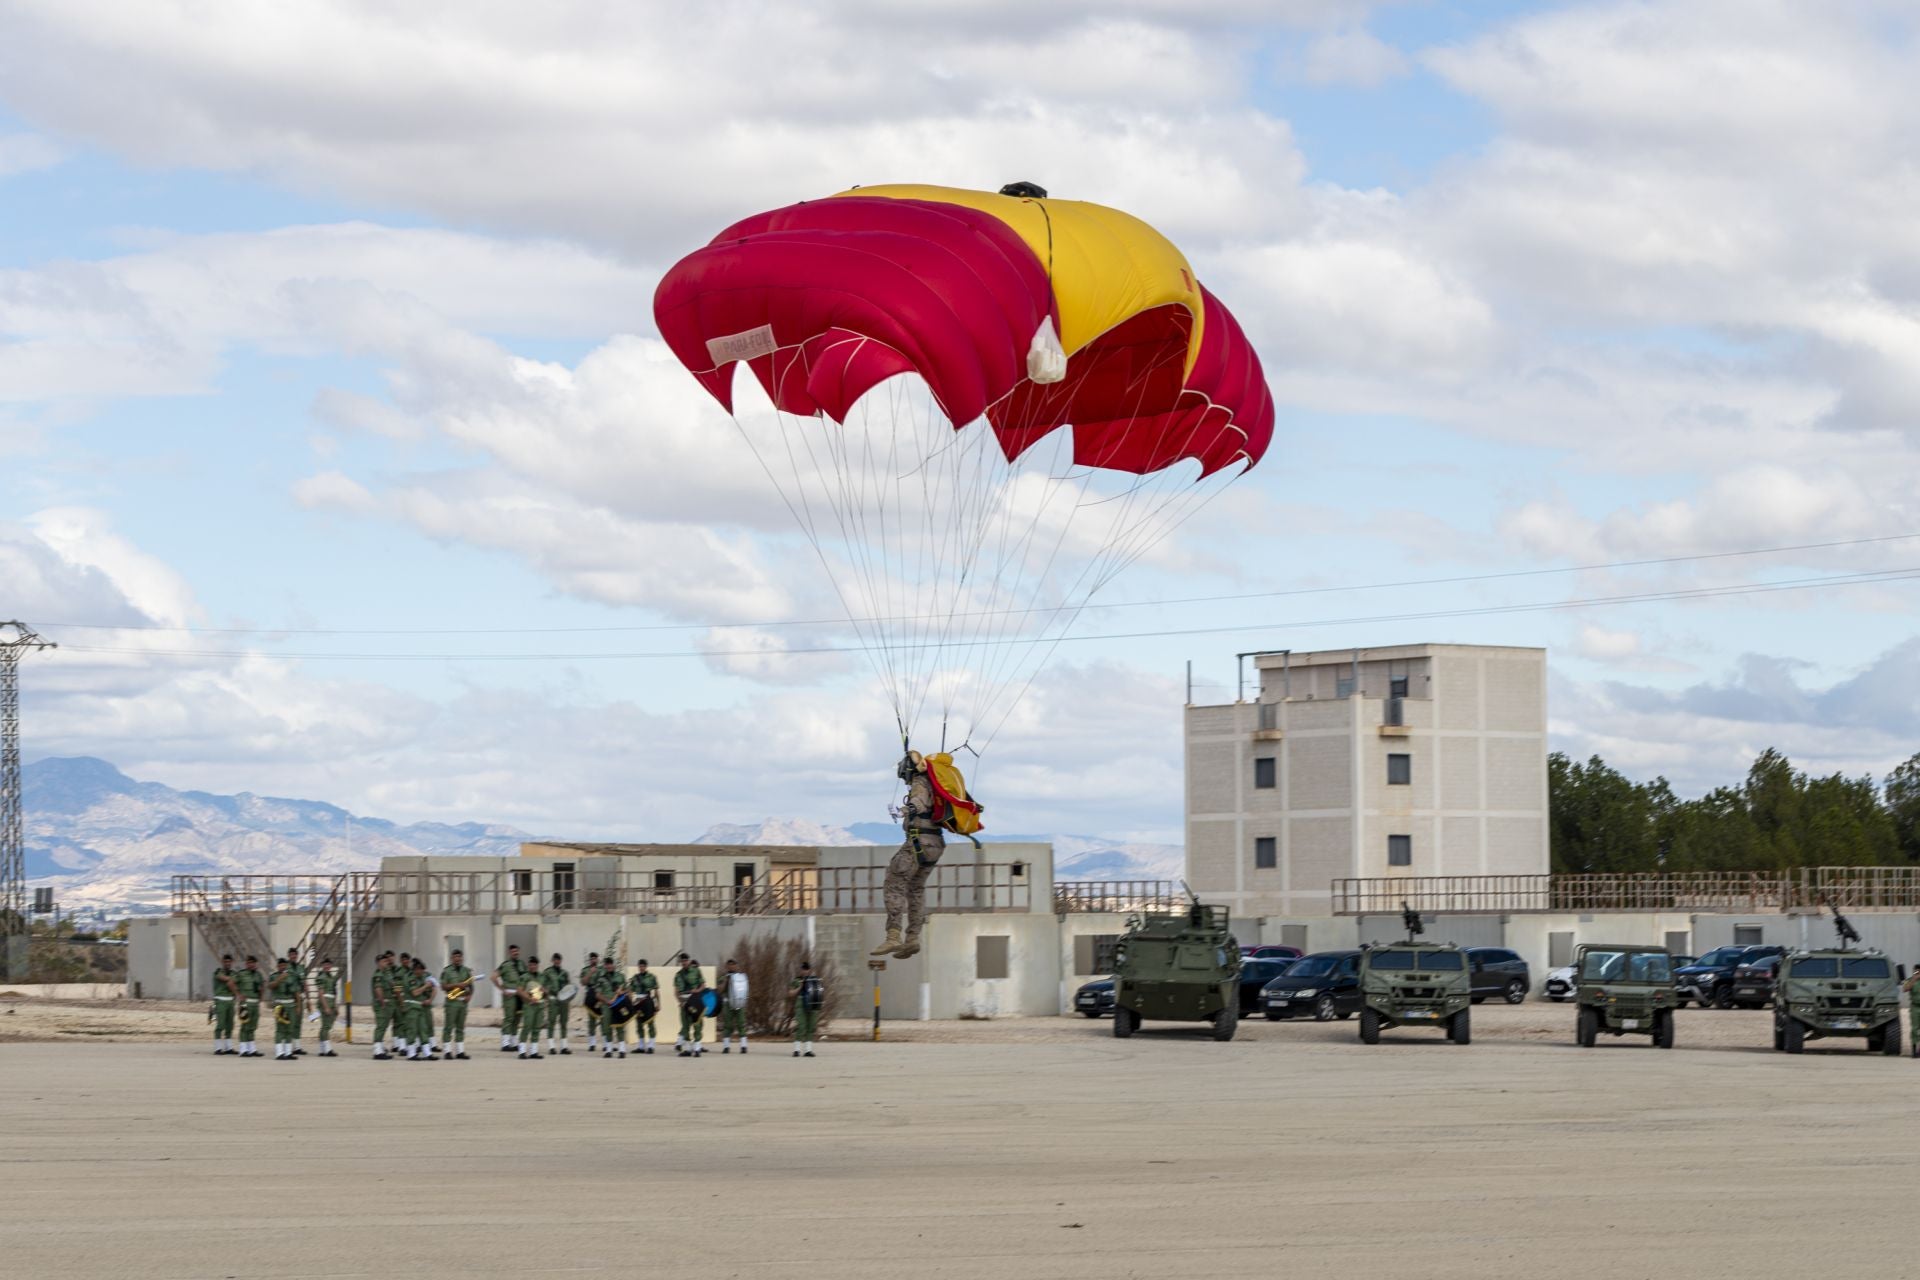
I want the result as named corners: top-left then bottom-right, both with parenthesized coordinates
top-left (2, 997), bottom-right (1915, 1279)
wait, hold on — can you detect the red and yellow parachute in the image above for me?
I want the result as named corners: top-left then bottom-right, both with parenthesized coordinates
top-left (655, 183), bottom-right (1273, 751)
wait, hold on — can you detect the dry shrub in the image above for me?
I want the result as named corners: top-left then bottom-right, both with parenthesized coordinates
top-left (730, 933), bottom-right (842, 1038)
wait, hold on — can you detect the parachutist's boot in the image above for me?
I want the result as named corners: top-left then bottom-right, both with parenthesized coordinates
top-left (871, 929), bottom-right (903, 957)
top-left (892, 931), bottom-right (922, 959)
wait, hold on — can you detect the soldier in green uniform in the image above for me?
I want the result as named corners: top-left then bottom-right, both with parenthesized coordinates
top-left (1904, 967), bottom-right (1920, 1056)
top-left (493, 944), bottom-right (529, 1053)
top-left (233, 955), bottom-right (265, 1057)
top-left (540, 953), bottom-right (572, 1056)
top-left (311, 957), bottom-right (340, 1057)
top-left (628, 959), bottom-right (661, 1055)
top-left (404, 959), bottom-right (438, 1059)
top-left (674, 955), bottom-right (708, 1057)
top-left (717, 958), bottom-right (749, 1054)
top-left (268, 957), bottom-right (302, 1060)
top-left (581, 952), bottom-right (601, 1052)
top-left (210, 953), bottom-right (239, 1055)
top-left (395, 952), bottom-right (418, 1057)
top-left (584, 956), bottom-right (620, 1058)
top-left (283, 946), bottom-right (309, 1055)
top-left (790, 960), bottom-right (823, 1058)
top-left (369, 952), bottom-right (397, 1059)
top-left (440, 949), bottom-right (474, 1060)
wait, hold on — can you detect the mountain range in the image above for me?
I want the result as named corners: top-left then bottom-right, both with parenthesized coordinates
top-left (22, 757), bottom-right (1185, 914)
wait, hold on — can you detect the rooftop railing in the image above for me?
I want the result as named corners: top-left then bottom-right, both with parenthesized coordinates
top-left (1333, 867), bottom-right (1920, 915)
top-left (1051, 880), bottom-right (1183, 914)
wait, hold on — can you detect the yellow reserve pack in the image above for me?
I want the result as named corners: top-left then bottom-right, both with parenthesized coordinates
top-left (924, 752), bottom-right (984, 837)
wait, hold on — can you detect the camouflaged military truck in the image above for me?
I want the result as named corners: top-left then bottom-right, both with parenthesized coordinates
top-left (1111, 900), bottom-right (1241, 1041)
top-left (1356, 907), bottom-right (1472, 1045)
top-left (1573, 944), bottom-right (1676, 1048)
top-left (1772, 908), bottom-right (1903, 1055)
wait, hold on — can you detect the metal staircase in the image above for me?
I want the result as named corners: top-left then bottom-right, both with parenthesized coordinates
top-left (178, 876), bottom-right (272, 964)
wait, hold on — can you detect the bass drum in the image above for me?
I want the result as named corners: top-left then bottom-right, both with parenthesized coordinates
top-left (557, 983), bottom-right (580, 1003)
top-left (607, 992), bottom-right (638, 1027)
top-left (700, 990), bottom-right (718, 1017)
top-left (634, 993), bottom-right (658, 1019)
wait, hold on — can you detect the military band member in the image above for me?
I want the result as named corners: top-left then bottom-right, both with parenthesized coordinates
top-left (790, 960), bottom-right (823, 1058)
top-left (392, 951), bottom-right (417, 1057)
top-left (540, 953), bottom-right (572, 1056)
top-left (593, 956), bottom-right (627, 1058)
top-left (440, 950), bottom-right (474, 1060)
top-left (628, 959), bottom-right (661, 1055)
top-left (718, 957), bottom-right (749, 1054)
top-left (405, 959), bottom-right (438, 1060)
top-left (311, 956), bottom-right (341, 1057)
top-left (494, 945), bottom-right (529, 1053)
top-left (369, 952), bottom-right (398, 1059)
top-left (1904, 966), bottom-right (1920, 1055)
top-left (233, 955), bottom-right (266, 1057)
top-left (211, 953), bottom-right (239, 1054)
top-left (581, 952), bottom-right (601, 1051)
top-left (674, 955), bottom-right (708, 1057)
top-left (269, 957), bottom-right (302, 1061)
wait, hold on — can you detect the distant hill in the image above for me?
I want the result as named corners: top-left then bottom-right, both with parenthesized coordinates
top-left (705, 820), bottom-right (1184, 882)
top-left (23, 757), bottom-right (530, 913)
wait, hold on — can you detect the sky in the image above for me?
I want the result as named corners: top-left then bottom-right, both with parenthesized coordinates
top-left (6, 0), bottom-right (1920, 843)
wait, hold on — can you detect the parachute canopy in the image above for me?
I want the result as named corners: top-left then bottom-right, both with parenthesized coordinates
top-left (653, 184), bottom-right (1274, 753)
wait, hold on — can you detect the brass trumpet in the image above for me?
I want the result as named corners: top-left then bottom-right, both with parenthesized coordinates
top-left (274, 1003), bottom-right (294, 1026)
top-left (445, 981), bottom-right (473, 1003)
top-left (521, 981), bottom-right (546, 1005)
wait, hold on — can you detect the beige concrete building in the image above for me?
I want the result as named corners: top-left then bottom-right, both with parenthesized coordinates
top-left (1185, 644), bottom-right (1550, 919)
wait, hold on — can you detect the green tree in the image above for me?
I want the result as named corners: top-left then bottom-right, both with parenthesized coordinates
top-left (1885, 752), bottom-right (1920, 862)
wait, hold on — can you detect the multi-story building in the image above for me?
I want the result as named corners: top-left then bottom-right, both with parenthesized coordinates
top-left (1184, 644), bottom-right (1549, 920)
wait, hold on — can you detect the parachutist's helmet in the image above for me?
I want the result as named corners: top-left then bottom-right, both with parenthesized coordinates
top-left (896, 750), bottom-right (924, 782)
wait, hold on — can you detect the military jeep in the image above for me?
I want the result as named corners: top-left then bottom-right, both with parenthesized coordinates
top-left (1111, 902), bottom-right (1241, 1041)
top-left (1772, 949), bottom-right (1902, 1055)
top-left (1358, 941), bottom-right (1472, 1045)
top-left (1572, 944), bottom-right (1676, 1048)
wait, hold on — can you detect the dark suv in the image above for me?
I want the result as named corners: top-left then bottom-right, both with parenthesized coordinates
top-left (1465, 948), bottom-right (1531, 1004)
top-left (1260, 950), bottom-right (1362, 1021)
top-left (1728, 954), bottom-right (1782, 1008)
top-left (1675, 945), bottom-right (1786, 1009)
top-left (1238, 956), bottom-right (1298, 1013)
top-left (1072, 977), bottom-right (1115, 1018)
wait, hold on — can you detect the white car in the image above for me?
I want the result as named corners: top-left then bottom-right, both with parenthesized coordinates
top-left (1543, 963), bottom-right (1577, 1002)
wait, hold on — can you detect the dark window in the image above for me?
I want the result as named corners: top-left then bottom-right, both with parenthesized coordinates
top-left (1842, 958), bottom-right (1891, 979)
top-left (1253, 756), bottom-right (1276, 789)
top-left (1387, 753), bottom-right (1411, 785)
top-left (652, 870), bottom-right (675, 895)
top-left (1254, 836), bottom-right (1277, 869)
top-left (1390, 675), bottom-right (1410, 698)
top-left (1732, 925), bottom-right (1764, 946)
top-left (1791, 957), bottom-right (1838, 978)
top-left (1336, 674), bottom-right (1355, 699)
top-left (976, 936), bottom-right (1010, 980)
top-left (1418, 952), bottom-right (1465, 971)
top-left (1387, 834), bottom-right (1411, 867)
top-left (1286, 955), bottom-right (1339, 978)
top-left (511, 870), bottom-right (533, 895)
top-left (551, 863), bottom-right (575, 910)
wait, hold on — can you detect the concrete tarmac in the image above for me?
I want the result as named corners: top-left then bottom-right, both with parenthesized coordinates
top-left (2, 1009), bottom-right (1915, 1278)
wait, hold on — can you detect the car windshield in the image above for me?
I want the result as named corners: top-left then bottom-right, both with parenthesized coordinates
top-left (1842, 958), bottom-right (1891, 979)
top-left (1579, 951), bottom-right (1670, 981)
top-left (1791, 958), bottom-right (1838, 978)
top-left (1368, 950), bottom-right (1463, 971)
top-left (1694, 947), bottom-right (1745, 967)
top-left (1285, 955), bottom-right (1340, 978)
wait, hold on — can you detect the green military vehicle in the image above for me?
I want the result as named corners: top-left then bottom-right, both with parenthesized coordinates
top-left (1357, 906), bottom-right (1472, 1045)
top-left (1572, 944), bottom-right (1676, 1048)
top-left (1772, 907), bottom-right (1903, 1055)
top-left (1111, 897), bottom-right (1241, 1041)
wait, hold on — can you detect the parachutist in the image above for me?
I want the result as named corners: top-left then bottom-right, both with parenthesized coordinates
top-left (874, 751), bottom-right (944, 960)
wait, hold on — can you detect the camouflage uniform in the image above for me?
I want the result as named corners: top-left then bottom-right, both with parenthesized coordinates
top-left (311, 965), bottom-right (340, 1054)
top-left (674, 961), bottom-right (707, 1055)
top-left (269, 965), bottom-right (302, 1057)
top-left (495, 954), bottom-right (530, 1050)
top-left (628, 967), bottom-right (661, 1052)
top-left (1907, 974), bottom-right (1920, 1051)
top-left (883, 772), bottom-right (945, 940)
top-left (210, 963), bottom-right (238, 1053)
top-left (440, 962), bottom-right (473, 1055)
top-left (370, 960), bottom-right (399, 1056)
top-left (593, 962), bottom-right (628, 1057)
top-left (541, 963), bottom-right (572, 1052)
top-left (232, 965), bottom-right (265, 1056)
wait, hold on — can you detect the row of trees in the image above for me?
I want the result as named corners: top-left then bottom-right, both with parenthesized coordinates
top-left (1549, 748), bottom-right (1920, 874)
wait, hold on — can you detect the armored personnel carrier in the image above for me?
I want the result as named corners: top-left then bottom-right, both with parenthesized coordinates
top-left (1111, 897), bottom-right (1241, 1041)
top-left (1357, 906), bottom-right (1472, 1045)
top-left (1572, 944), bottom-right (1676, 1048)
top-left (1772, 906), bottom-right (1902, 1055)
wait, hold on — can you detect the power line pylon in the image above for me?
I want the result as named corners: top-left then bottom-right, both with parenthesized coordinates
top-left (1, 621), bottom-right (55, 982)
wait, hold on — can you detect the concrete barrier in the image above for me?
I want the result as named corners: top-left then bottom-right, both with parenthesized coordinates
top-left (0, 983), bottom-right (129, 1000)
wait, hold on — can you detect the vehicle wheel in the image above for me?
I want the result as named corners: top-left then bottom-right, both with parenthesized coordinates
top-left (1312, 995), bottom-right (1337, 1022)
top-left (1881, 1025), bottom-right (1903, 1056)
top-left (1772, 1014), bottom-right (1785, 1051)
top-left (1212, 1004), bottom-right (1238, 1042)
top-left (1359, 1009), bottom-right (1381, 1045)
top-left (1711, 983), bottom-right (1733, 1011)
top-left (1674, 995), bottom-right (1691, 1009)
top-left (1449, 1010), bottom-right (1471, 1045)
top-left (1654, 1010), bottom-right (1674, 1049)
top-left (1576, 1007), bottom-right (1597, 1048)
top-left (1079, 1011), bottom-right (1102, 1019)
top-left (1504, 980), bottom-right (1527, 1005)
top-left (1112, 1007), bottom-right (1137, 1039)
top-left (1470, 996), bottom-right (1485, 1005)
top-left (1782, 1018), bottom-right (1805, 1054)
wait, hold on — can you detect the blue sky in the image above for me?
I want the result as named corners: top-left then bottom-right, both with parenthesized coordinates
top-left (6, 0), bottom-right (1920, 841)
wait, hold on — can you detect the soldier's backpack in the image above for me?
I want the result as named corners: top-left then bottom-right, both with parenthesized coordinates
top-left (924, 752), bottom-right (984, 838)
top-left (798, 975), bottom-right (825, 1012)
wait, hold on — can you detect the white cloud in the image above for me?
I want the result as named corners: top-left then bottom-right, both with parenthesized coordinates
top-left (1294, 28), bottom-right (1409, 86)
top-left (0, 132), bottom-right (61, 179)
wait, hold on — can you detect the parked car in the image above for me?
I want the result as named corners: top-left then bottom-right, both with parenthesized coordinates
top-left (1260, 950), bottom-right (1362, 1021)
top-left (1466, 947), bottom-right (1532, 1004)
top-left (1238, 956), bottom-right (1298, 1012)
top-left (1072, 977), bottom-right (1116, 1018)
top-left (1543, 963), bottom-right (1577, 1002)
top-left (1675, 945), bottom-right (1785, 1008)
top-left (1728, 953), bottom-right (1782, 1008)
top-left (1241, 944), bottom-right (1305, 962)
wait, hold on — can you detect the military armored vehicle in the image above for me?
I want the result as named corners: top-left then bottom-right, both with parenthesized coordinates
top-left (1572, 944), bottom-right (1676, 1048)
top-left (1772, 906), bottom-right (1902, 1055)
top-left (1357, 905), bottom-right (1472, 1045)
top-left (1110, 895), bottom-right (1241, 1041)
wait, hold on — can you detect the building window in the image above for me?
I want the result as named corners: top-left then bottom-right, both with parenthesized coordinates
top-left (1336, 673), bottom-right (1355, 699)
top-left (653, 870), bottom-right (675, 896)
top-left (551, 863), bottom-right (575, 910)
top-left (511, 870), bottom-right (533, 896)
top-left (1254, 836), bottom-right (1277, 869)
top-left (1387, 835), bottom-right (1412, 867)
top-left (1390, 675), bottom-right (1409, 698)
top-left (1387, 753), bottom-right (1411, 786)
top-left (1253, 756), bottom-right (1276, 789)
top-left (1733, 925), bottom-right (1763, 946)
top-left (976, 935), bottom-right (1010, 980)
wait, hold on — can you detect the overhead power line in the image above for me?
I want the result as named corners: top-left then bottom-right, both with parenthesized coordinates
top-left (47, 564), bottom-right (1920, 663)
top-left (34, 529), bottom-right (1920, 638)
